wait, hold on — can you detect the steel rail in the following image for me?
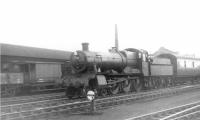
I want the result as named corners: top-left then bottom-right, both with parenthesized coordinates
top-left (1, 92), bottom-right (65, 106)
top-left (0, 85), bottom-right (178, 114)
top-left (172, 111), bottom-right (200, 120)
top-left (1, 97), bottom-right (86, 114)
top-left (161, 105), bottom-right (200, 120)
top-left (96, 86), bottom-right (200, 111)
top-left (125, 101), bottom-right (200, 120)
top-left (2, 79), bottom-right (198, 106)
top-left (1, 101), bottom-right (90, 120)
top-left (95, 85), bottom-right (199, 105)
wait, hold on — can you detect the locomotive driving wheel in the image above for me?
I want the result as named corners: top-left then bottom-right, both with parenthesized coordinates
top-left (159, 78), bottom-right (165, 88)
top-left (168, 77), bottom-right (173, 86)
top-left (100, 88), bottom-right (108, 97)
top-left (110, 83), bottom-right (119, 95)
top-left (133, 78), bottom-right (142, 92)
top-left (148, 78), bottom-right (153, 89)
top-left (123, 79), bottom-right (132, 93)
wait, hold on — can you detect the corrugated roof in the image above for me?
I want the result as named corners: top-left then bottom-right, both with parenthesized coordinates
top-left (0, 43), bottom-right (72, 60)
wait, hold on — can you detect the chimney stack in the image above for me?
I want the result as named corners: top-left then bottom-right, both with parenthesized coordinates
top-left (115, 24), bottom-right (119, 51)
top-left (82, 42), bottom-right (89, 51)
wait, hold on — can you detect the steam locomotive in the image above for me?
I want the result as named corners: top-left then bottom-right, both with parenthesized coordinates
top-left (63, 43), bottom-right (200, 98)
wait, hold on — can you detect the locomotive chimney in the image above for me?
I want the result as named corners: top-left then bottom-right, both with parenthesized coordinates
top-left (82, 42), bottom-right (89, 51)
top-left (115, 24), bottom-right (119, 51)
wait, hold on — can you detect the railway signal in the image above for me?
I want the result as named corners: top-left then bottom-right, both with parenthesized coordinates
top-left (87, 90), bottom-right (96, 113)
top-left (87, 90), bottom-right (95, 101)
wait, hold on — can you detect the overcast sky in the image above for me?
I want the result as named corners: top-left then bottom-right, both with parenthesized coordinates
top-left (0, 0), bottom-right (200, 56)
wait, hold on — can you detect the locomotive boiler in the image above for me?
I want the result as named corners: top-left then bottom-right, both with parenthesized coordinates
top-left (71, 43), bottom-right (139, 73)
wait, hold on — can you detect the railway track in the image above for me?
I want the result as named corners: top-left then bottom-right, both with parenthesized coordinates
top-left (1, 92), bottom-right (65, 106)
top-left (0, 83), bottom-right (194, 106)
top-left (1, 95), bottom-right (86, 115)
top-left (1, 84), bottom-right (200, 120)
top-left (0, 85), bottom-right (188, 112)
top-left (125, 101), bottom-right (200, 120)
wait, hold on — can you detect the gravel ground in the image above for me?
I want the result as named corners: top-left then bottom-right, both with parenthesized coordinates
top-left (41, 90), bottom-right (200, 120)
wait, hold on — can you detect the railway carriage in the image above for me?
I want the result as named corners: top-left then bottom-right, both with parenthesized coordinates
top-left (155, 53), bottom-right (200, 85)
top-left (0, 44), bottom-right (71, 97)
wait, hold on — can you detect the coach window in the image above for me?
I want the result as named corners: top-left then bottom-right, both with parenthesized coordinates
top-left (192, 61), bottom-right (195, 68)
top-left (184, 61), bottom-right (186, 68)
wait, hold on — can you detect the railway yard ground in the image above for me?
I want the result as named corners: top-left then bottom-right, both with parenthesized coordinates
top-left (1, 84), bottom-right (200, 120)
top-left (43, 86), bottom-right (200, 120)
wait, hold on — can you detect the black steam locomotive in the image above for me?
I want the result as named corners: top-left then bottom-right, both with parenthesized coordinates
top-left (63, 43), bottom-right (200, 98)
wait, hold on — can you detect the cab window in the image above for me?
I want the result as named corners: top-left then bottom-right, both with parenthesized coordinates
top-left (143, 54), bottom-right (146, 62)
top-left (138, 53), bottom-right (142, 59)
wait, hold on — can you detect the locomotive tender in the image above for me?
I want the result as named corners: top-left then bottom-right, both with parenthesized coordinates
top-left (64, 43), bottom-right (200, 98)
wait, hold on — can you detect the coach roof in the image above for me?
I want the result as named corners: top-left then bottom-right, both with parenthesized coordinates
top-left (0, 43), bottom-right (72, 60)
